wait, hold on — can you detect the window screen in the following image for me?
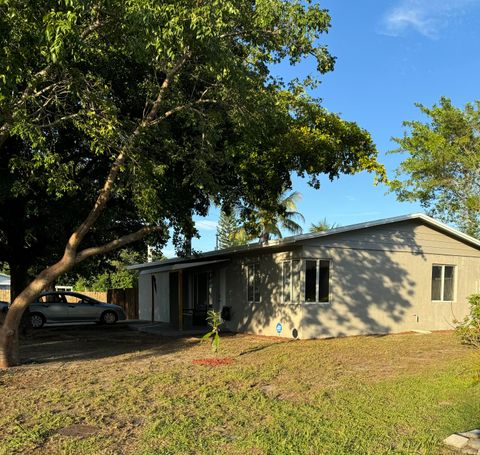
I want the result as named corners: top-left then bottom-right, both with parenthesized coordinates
top-left (305, 260), bottom-right (317, 302)
top-left (318, 260), bottom-right (330, 302)
top-left (431, 265), bottom-right (442, 301)
top-left (431, 265), bottom-right (455, 301)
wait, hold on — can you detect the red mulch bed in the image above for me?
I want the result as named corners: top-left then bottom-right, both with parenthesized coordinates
top-left (192, 358), bottom-right (235, 366)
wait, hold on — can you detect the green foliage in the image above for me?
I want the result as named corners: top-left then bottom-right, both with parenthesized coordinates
top-left (72, 248), bottom-right (144, 291)
top-left (0, 0), bottom-right (383, 297)
top-left (216, 210), bottom-right (246, 249)
top-left (456, 294), bottom-right (480, 348)
top-left (72, 276), bottom-right (88, 292)
top-left (310, 218), bottom-right (340, 233)
top-left (202, 310), bottom-right (223, 353)
top-left (236, 190), bottom-right (305, 243)
top-left (389, 97), bottom-right (480, 238)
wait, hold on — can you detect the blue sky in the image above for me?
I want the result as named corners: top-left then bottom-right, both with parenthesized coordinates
top-left (164, 0), bottom-right (480, 257)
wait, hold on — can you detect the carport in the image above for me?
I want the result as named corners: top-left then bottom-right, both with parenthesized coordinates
top-left (135, 259), bottom-right (229, 330)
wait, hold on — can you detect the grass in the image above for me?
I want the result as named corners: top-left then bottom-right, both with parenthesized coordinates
top-left (0, 326), bottom-right (479, 454)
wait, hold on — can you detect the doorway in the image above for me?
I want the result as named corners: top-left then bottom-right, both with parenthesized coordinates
top-left (192, 271), bottom-right (211, 326)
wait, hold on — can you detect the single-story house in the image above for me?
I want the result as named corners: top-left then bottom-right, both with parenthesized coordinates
top-left (128, 213), bottom-right (480, 339)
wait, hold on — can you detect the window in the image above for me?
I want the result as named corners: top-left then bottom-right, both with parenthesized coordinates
top-left (431, 265), bottom-right (455, 301)
top-left (247, 264), bottom-right (260, 303)
top-left (39, 293), bottom-right (67, 304)
top-left (304, 259), bottom-right (331, 303)
top-left (305, 260), bottom-right (317, 302)
top-left (282, 259), bottom-right (301, 303)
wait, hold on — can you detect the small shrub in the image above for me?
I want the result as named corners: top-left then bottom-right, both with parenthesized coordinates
top-left (202, 310), bottom-right (223, 353)
top-left (456, 294), bottom-right (480, 348)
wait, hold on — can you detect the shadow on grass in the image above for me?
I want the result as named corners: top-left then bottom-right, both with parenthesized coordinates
top-left (18, 323), bottom-right (202, 365)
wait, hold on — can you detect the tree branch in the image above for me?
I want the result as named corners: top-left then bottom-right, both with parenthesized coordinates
top-left (75, 225), bottom-right (163, 263)
top-left (142, 50), bottom-right (191, 127)
top-left (0, 19), bottom-right (107, 150)
top-left (62, 50), bottom-right (193, 256)
top-left (33, 113), bottom-right (80, 129)
top-left (80, 20), bottom-right (103, 40)
top-left (153, 99), bottom-right (219, 125)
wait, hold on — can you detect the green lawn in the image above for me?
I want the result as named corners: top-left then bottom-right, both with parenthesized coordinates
top-left (0, 327), bottom-right (479, 454)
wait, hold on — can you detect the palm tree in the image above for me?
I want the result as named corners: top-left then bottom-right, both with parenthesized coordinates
top-left (310, 218), bottom-right (339, 233)
top-left (236, 191), bottom-right (305, 244)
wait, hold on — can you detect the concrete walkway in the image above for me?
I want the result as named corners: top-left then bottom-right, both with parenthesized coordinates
top-left (127, 320), bottom-right (207, 337)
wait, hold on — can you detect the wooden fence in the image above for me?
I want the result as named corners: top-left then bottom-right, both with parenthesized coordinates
top-left (0, 290), bottom-right (9, 302)
top-left (0, 290), bottom-right (107, 303)
top-left (107, 288), bottom-right (138, 320)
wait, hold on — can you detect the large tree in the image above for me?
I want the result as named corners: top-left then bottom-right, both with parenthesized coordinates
top-left (0, 127), bottom-right (154, 298)
top-left (389, 97), bottom-right (480, 237)
top-left (0, 0), bottom-right (383, 367)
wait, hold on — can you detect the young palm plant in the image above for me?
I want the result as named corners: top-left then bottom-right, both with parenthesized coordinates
top-left (202, 310), bottom-right (223, 353)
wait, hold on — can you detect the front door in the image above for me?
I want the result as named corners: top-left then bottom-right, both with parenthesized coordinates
top-left (192, 272), bottom-right (210, 326)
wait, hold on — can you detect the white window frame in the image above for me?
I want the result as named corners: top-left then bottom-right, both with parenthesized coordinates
top-left (303, 259), bottom-right (331, 305)
top-left (431, 264), bottom-right (456, 302)
top-left (281, 259), bottom-right (301, 304)
top-left (247, 263), bottom-right (260, 303)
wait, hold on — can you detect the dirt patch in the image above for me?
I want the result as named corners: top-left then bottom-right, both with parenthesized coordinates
top-left (57, 424), bottom-right (99, 437)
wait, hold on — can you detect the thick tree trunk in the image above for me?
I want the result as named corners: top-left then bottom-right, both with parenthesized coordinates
top-left (9, 261), bottom-right (30, 301)
top-left (0, 325), bottom-right (19, 367)
top-left (0, 256), bottom-right (73, 368)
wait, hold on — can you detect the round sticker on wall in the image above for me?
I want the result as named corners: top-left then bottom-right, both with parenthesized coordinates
top-left (276, 322), bottom-right (282, 334)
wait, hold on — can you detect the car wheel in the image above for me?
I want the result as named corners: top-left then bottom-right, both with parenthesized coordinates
top-left (100, 311), bottom-right (117, 325)
top-left (30, 313), bottom-right (45, 329)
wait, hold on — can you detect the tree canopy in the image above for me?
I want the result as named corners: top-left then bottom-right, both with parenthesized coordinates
top-left (0, 0), bottom-right (383, 367)
top-left (389, 97), bottom-right (480, 238)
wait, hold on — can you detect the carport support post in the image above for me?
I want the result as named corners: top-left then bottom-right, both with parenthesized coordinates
top-left (178, 270), bottom-right (184, 331)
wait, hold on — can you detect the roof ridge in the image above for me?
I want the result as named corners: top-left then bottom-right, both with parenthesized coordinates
top-left (128, 213), bottom-right (480, 271)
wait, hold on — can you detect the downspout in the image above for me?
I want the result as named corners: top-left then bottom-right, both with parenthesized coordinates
top-left (151, 275), bottom-right (156, 322)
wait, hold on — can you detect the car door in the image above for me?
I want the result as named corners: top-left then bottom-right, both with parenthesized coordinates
top-left (36, 293), bottom-right (69, 322)
top-left (66, 295), bottom-right (99, 321)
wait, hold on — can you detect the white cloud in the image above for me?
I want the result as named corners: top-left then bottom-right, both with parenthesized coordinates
top-left (380, 0), bottom-right (478, 38)
top-left (194, 220), bottom-right (218, 231)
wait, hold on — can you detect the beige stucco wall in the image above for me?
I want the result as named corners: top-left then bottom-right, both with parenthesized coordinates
top-left (222, 220), bottom-right (480, 339)
top-left (221, 249), bottom-right (304, 338)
